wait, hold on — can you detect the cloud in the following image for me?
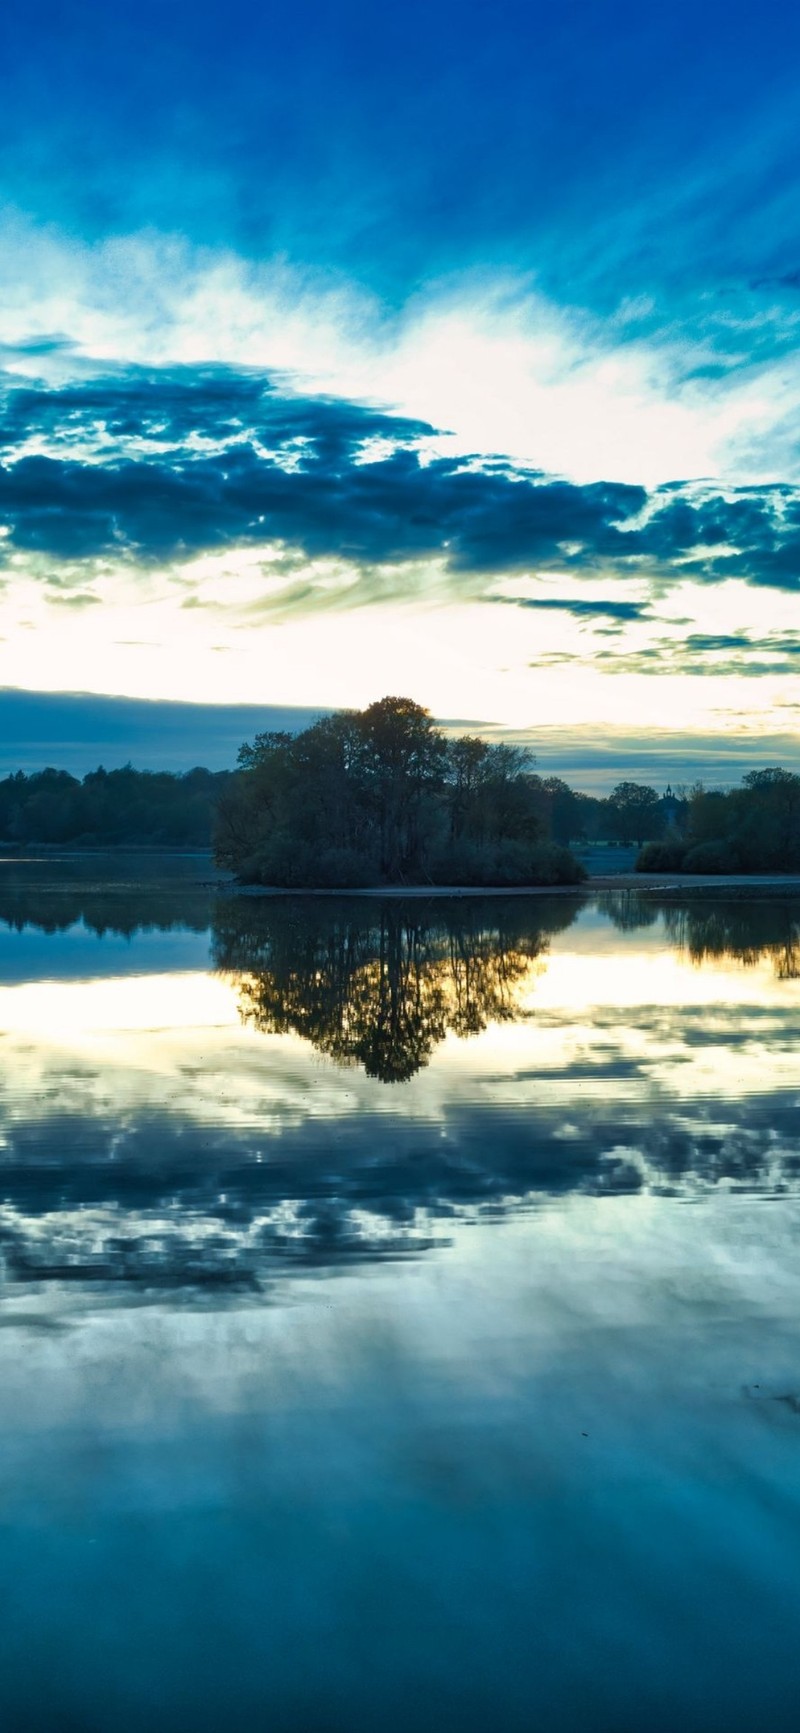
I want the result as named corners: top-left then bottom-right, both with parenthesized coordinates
top-left (1, 365), bottom-right (800, 606)
top-left (0, 365), bottom-right (431, 457)
top-left (0, 443), bottom-right (646, 575)
top-left (680, 633), bottom-right (756, 651)
top-left (47, 589), bottom-right (102, 607)
top-left (504, 597), bottom-right (647, 620)
top-left (3, 691), bottom-right (800, 784)
top-left (583, 624), bottom-right (800, 679)
top-left (0, 689), bottom-right (328, 774)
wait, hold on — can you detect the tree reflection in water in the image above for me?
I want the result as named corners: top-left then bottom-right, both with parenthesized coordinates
top-left (213, 896), bottom-right (578, 1081)
top-left (600, 891), bottom-right (800, 980)
top-left (663, 901), bottom-right (800, 980)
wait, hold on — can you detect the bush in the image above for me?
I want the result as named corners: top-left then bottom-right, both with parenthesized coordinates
top-left (636, 839), bottom-right (688, 872)
top-left (429, 839), bottom-right (586, 886)
top-left (528, 844), bottom-right (588, 886)
top-left (313, 848), bottom-right (377, 888)
top-left (243, 835), bottom-right (316, 887)
top-left (241, 837), bottom-right (378, 888)
top-left (682, 840), bottom-right (741, 874)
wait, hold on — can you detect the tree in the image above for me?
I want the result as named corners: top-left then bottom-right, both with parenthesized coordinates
top-left (534, 775), bottom-right (602, 845)
top-left (357, 696), bottom-right (447, 879)
top-left (606, 781), bottom-right (662, 846)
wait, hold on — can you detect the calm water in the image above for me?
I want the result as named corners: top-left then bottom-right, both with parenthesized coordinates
top-left (0, 856), bottom-right (799, 1731)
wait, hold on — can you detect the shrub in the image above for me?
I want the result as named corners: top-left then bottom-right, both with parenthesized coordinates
top-left (528, 844), bottom-right (588, 885)
top-left (244, 835), bottom-right (316, 886)
top-left (242, 837), bottom-right (379, 887)
top-left (636, 839), bottom-right (688, 872)
top-left (313, 847), bottom-right (377, 888)
top-left (429, 839), bottom-right (585, 886)
top-left (682, 840), bottom-right (741, 874)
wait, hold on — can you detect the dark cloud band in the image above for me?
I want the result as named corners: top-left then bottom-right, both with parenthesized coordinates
top-left (1, 366), bottom-right (799, 592)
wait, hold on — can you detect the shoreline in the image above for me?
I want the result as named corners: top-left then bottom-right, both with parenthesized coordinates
top-left (3, 850), bottom-right (800, 899)
top-left (219, 872), bottom-right (800, 899)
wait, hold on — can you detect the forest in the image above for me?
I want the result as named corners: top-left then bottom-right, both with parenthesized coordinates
top-left (0, 751), bottom-right (678, 866)
top-left (215, 703), bottom-right (800, 883)
top-left (0, 742), bottom-right (669, 867)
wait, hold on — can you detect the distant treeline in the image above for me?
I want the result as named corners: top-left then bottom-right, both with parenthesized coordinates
top-left (637, 769), bottom-right (800, 875)
top-left (0, 750), bottom-right (679, 865)
top-left (213, 696), bottom-right (677, 887)
top-left (0, 765), bottom-right (228, 847)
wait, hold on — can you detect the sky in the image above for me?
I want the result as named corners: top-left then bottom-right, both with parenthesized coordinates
top-left (0, 0), bottom-right (799, 778)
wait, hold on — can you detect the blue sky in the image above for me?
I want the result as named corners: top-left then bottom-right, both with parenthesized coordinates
top-left (4, 0), bottom-right (799, 318)
top-left (0, 0), bottom-right (798, 774)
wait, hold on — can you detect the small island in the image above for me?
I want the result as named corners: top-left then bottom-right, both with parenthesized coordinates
top-left (214, 695), bottom-right (586, 888)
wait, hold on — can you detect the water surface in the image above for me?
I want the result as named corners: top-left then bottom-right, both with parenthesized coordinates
top-left (0, 857), bottom-right (799, 1730)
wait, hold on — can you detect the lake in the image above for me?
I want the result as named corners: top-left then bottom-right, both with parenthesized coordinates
top-left (0, 855), bottom-right (799, 1731)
